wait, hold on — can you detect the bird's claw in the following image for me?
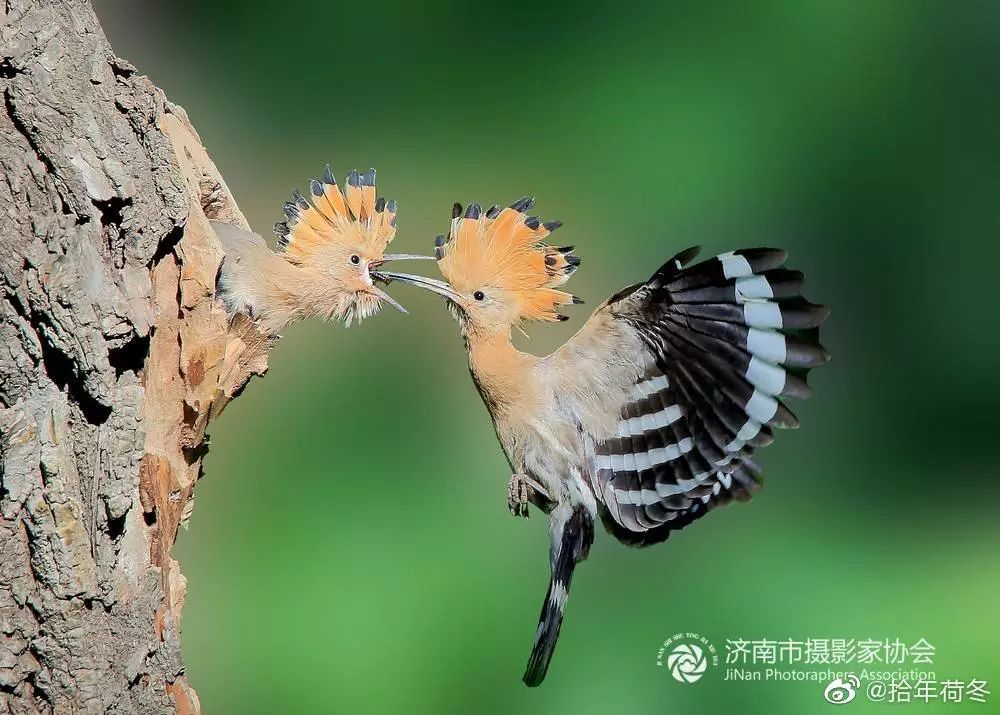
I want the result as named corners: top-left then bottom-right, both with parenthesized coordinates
top-left (508, 473), bottom-right (549, 518)
top-left (508, 474), bottom-right (530, 518)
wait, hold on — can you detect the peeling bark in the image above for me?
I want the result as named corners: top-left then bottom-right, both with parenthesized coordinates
top-left (0, 1), bottom-right (273, 712)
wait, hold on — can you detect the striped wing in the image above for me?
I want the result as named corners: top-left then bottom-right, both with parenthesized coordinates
top-left (586, 247), bottom-right (829, 546)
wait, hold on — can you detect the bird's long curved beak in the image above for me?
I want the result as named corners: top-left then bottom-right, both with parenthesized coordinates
top-left (371, 271), bottom-right (463, 303)
top-left (378, 254), bottom-right (436, 263)
top-left (364, 256), bottom-right (432, 315)
top-left (370, 285), bottom-right (408, 314)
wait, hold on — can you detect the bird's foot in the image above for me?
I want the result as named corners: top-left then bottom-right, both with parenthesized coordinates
top-left (507, 473), bottom-right (550, 518)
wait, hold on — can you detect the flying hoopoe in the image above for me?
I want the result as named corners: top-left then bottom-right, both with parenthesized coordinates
top-left (376, 198), bottom-right (830, 686)
top-left (214, 165), bottom-right (430, 333)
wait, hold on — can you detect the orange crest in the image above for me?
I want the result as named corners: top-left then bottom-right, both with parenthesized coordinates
top-left (274, 166), bottom-right (397, 262)
top-left (435, 198), bottom-right (580, 322)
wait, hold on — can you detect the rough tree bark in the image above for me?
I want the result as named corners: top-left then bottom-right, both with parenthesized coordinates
top-left (1, 1), bottom-right (274, 712)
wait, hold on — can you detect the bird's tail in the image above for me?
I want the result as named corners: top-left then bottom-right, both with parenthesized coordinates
top-left (523, 505), bottom-right (594, 687)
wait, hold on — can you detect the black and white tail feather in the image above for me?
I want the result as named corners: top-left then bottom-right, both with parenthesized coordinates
top-left (523, 504), bottom-right (594, 687)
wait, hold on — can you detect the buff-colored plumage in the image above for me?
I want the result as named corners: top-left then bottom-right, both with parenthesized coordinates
top-left (437, 201), bottom-right (578, 324)
top-left (275, 169), bottom-right (396, 264)
top-left (281, 167), bottom-right (397, 264)
top-left (216, 165), bottom-right (421, 333)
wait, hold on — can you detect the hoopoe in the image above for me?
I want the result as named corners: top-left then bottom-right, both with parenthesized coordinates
top-left (376, 198), bottom-right (830, 686)
top-left (214, 165), bottom-right (430, 333)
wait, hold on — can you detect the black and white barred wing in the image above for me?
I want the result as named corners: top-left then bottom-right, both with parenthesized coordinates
top-left (588, 247), bottom-right (829, 546)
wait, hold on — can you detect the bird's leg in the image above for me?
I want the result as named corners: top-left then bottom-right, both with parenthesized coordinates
top-left (507, 473), bottom-right (551, 518)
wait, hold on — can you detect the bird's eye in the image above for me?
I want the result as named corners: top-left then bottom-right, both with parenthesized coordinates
top-left (473, 290), bottom-right (485, 301)
top-left (350, 254), bottom-right (361, 265)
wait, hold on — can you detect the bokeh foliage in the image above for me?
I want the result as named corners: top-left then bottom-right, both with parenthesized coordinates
top-left (96, 1), bottom-right (1000, 712)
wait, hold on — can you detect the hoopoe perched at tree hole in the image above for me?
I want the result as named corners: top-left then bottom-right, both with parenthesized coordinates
top-left (376, 198), bottom-right (830, 686)
top-left (213, 165), bottom-right (430, 333)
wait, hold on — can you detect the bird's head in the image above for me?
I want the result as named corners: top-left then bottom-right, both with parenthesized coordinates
top-left (375, 198), bottom-right (581, 339)
top-left (274, 166), bottom-right (431, 325)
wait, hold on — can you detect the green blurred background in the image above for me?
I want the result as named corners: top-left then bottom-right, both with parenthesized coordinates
top-left (96, 1), bottom-right (999, 712)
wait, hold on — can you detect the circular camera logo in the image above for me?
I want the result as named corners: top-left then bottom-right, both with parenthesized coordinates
top-left (668, 643), bottom-right (707, 683)
top-left (657, 633), bottom-right (718, 684)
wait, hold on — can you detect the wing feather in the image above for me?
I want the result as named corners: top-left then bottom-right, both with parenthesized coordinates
top-left (550, 246), bottom-right (829, 546)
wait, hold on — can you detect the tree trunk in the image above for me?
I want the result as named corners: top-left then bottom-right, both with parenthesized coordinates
top-left (1, 1), bottom-right (273, 712)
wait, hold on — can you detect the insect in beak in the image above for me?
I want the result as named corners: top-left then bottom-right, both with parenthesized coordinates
top-left (370, 271), bottom-right (464, 303)
top-left (364, 256), bottom-right (432, 314)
